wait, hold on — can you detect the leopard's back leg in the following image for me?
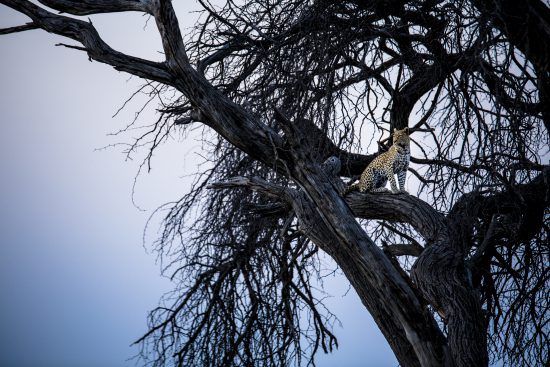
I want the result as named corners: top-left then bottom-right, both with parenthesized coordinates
top-left (363, 168), bottom-right (390, 193)
top-left (358, 168), bottom-right (374, 192)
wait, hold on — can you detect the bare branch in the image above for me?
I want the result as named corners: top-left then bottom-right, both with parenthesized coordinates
top-left (37, 0), bottom-right (152, 15)
top-left (0, 0), bottom-right (172, 84)
top-left (0, 22), bottom-right (37, 35)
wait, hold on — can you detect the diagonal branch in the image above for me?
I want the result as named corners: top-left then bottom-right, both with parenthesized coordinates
top-left (0, 22), bottom-right (37, 35)
top-left (0, 0), bottom-right (172, 84)
top-left (143, 1), bottom-right (290, 171)
top-left (207, 176), bottom-right (293, 203)
top-left (37, 0), bottom-right (152, 15)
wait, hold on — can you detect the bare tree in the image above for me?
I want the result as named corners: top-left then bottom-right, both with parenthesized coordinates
top-left (1, 1), bottom-right (548, 366)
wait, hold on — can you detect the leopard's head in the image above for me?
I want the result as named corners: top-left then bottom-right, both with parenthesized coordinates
top-left (392, 127), bottom-right (410, 147)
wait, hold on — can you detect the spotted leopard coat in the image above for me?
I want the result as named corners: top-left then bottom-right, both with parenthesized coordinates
top-left (345, 128), bottom-right (410, 194)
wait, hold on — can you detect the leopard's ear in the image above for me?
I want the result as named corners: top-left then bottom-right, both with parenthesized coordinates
top-left (404, 127), bottom-right (410, 134)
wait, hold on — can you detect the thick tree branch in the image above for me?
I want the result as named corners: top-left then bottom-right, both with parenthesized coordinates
top-left (449, 168), bottom-right (550, 247)
top-left (346, 191), bottom-right (447, 242)
top-left (37, 0), bottom-right (152, 15)
top-left (344, 178), bottom-right (492, 366)
top-left (213, 174), bottom-right (447, 367)
top-left (383, 243), bottom-right (424, 257)
top-left (0, 0), bottom-right (171, 84)
top-left (208, 176), bottom-right (293, 203)
top-left (138, 1), bottom-right (291, 173)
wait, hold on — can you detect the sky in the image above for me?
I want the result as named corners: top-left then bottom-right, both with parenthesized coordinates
top-left (0, 2), bottom-right (397, 367)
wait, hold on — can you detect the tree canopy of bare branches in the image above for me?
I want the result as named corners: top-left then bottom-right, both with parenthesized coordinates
top-left (1, 0), bottom-right (548, 366)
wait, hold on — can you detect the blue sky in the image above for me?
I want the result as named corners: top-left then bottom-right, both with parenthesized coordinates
top-left (0, 3), bottom-right (396, 366)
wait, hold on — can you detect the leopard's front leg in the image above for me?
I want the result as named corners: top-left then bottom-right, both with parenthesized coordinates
top-left (387, 168), bottom-right (400, 193)
top-left (398, 170), bottom-right (407, 193)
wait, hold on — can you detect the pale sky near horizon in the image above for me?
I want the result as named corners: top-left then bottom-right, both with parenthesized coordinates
top-left (0, 2), bottom-right (398, 367)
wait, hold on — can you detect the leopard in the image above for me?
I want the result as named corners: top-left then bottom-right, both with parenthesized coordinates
top-left (344, 127), bottom-right (410, 195)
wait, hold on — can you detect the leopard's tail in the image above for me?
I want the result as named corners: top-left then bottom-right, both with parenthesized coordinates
top-left (342, 182), bottom-right (360, 196)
